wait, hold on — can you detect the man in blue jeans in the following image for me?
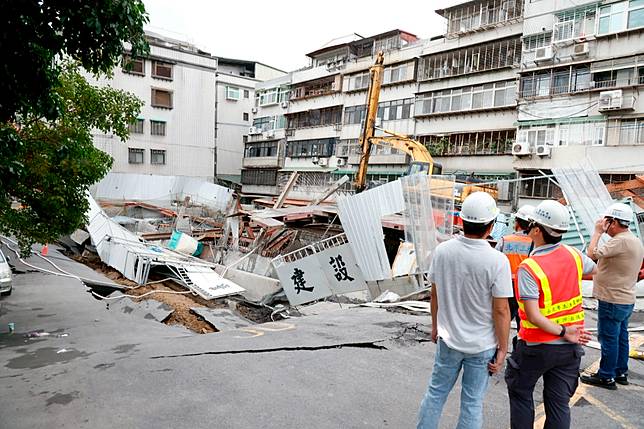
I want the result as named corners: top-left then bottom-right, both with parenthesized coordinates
top-left (417, 192), bottom-right (512, 429)
top-left (582, 203), bottom-right (644, 389)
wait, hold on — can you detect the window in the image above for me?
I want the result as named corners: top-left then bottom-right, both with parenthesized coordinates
top-left (291, 76), bottom-right (338, 99)
top-left (245, 141), bottom-right (279, 158)
top-left (382, 62), bottom-right (414, 85)
top-left (241, 169), bottom-right (278, 186)
top-left (287, 106), bottom-right (342, 129)
top-left (518, 122), bottom-right (605, 148)
top-left (243, 112), bottom-right (249, 122)
top-left (415, 81), bottom-right (515, 116)
top-left (150, 149), bottom-right (166, 165)
top-left (418, 130), bottom-right (515, 156)
top-left (599, 0), bottom-right (644, 34)
top-left (122, 55), bottom-right (145, 75)
top-left (226, 86), bottom-right (240, 100)
top-left (150, 120), bottom-right (166, 136)
top-left (286, 138), bottom-right (336, 158)
top-left (344, 105), bottom-right (367, 125)
top-left (552, 6), bottom-right (596, 42)
top-left (520, 66), bottom-right (590, 97)
top-left (418, 37), bottom-right (521, 80)
top-left (151, 89), bottom-right (173, 108)
top-left (253, 115), bottom-right (286, 132)
top-left (519, 171), bottom-right (562, 199)
top-left (348, 72), bottom-right (370, 91)
top-left (257, 87), bottom-right (289, 105)
top-left (618, 118), bottom-right (644, 145)
top-left (128, 148), bottom-right (144, 164)
top-left (151, 61), bottom-right (173, 80)
top-left (445, 0), bottom-right (524, 35)
top-left (128, 118), bottom-right (144, 134)
top-left (522, 32), bottom-right (552, 51)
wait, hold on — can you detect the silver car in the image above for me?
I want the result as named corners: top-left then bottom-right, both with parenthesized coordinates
top-left (0, 249), bottom-right (12, 296)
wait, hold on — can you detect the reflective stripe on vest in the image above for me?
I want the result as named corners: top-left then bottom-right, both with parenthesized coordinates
top-left (502, 234), bottom-right (532, 283)
top-left (517, 244), bottom-right (585, 341)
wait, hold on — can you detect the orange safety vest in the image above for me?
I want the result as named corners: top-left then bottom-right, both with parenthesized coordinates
top-left (516, 244), bottom-right (584, 343)
top-left (501, 233), bottom-right (533, 287)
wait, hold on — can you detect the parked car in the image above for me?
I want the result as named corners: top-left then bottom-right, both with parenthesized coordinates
top-left (0, 249), bottom-right (12, 296)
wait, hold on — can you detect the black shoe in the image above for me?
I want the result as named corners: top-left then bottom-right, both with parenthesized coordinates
top-left (615, 374), bottom-right (629, 385)
top-left (580, 373), bottom-right (617, 390)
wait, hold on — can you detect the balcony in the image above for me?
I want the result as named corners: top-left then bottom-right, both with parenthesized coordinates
top-left (242, 156), bottom-right (283, 169)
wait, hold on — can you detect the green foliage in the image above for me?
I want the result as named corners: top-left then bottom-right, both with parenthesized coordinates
top-left (0, 64), bottom-right (143, 255)
top-left (1, 0), bottom-right (149, 121)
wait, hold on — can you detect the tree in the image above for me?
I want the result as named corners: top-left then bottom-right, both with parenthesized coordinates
top-left (0, 63), bottom-right (144, 254)
top-left (1, 0), bottom-right (149, 121)
top-left (0, 1), bottom-right (149, 254)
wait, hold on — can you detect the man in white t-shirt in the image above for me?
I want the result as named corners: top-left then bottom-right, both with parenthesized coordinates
top-left (417, 192), bottom-right (512, 429)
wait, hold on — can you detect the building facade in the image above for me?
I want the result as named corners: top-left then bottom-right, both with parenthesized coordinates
top-left (241, 0), bottom-right (644, 205)
top-left (91, 33), bottom-right (284, 183)
top-left (513, 0), bottom-right (644, 205)
top-left (92, 33), bottom-right (218, 181)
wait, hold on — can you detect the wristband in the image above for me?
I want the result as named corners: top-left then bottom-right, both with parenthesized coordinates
top-left (558, 325), bottom-right (566, 337)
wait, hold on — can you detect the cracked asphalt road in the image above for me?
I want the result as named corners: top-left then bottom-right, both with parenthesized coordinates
top-left (1, 251), bottom-right (643, 428)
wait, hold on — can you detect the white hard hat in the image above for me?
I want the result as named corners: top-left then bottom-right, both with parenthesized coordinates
top-left (461, 192), bottom-right (499, 224)
top-left (602, 202), bottom-right (633, 224)
top-left (515, 204), bottom-right (535, 222)
top-left (531, 200), bottom-right (570, 237)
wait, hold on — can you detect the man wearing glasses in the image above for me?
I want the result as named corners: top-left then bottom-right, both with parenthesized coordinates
top-left (581, 203), bottom-right (644, 390)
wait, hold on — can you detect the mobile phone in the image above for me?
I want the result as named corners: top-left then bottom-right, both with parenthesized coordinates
top-left (488, 349), bottom-right (498, 376)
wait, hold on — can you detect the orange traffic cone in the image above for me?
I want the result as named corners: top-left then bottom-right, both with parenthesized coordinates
top-left (41, 244), bottom-right (49, 256)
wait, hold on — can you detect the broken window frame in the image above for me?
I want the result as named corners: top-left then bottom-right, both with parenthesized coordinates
top-left (518, 170), bottom-right (563, 199)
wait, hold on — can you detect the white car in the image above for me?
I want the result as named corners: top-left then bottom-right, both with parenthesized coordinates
top-left (0, 249), bottom-right (12, 296)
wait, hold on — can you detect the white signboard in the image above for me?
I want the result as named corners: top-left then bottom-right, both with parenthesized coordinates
top-left (274, 258), bottom-right (333, 306)
top-left (273, 242), bottom-right (367, 306)
top-left (317, 243), bottom-right (367, 295)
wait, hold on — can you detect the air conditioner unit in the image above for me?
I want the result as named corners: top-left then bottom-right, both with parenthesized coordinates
top-left (512, 141), bottom-right (531, 156)
top-left (535, 143), bottom-right (551, 157)
top-left (598, 90), bottom-right (623, 110)
top-left (572, 42), bottom-right (589, 57)
top-left (534, 45), bottom-right (555, 62)
top-left (248, 126), bottom-right (261, 135)
top-left (251, 107), bottom-right (258, 114)
top-left (280, 101), bottom-right (289, 108)
top-left (336, 158), bottom-right (346, 166)
top-left (318, 158), bottom-right (328, 166)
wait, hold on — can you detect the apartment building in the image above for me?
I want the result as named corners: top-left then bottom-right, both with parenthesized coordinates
top-left (215, 58), bottom-right (286, 184)
top-left (513, 0), bottom-right (644, 205)
top-left (243, 0), bottom-right (643, 205)
top-left (90, 33), bottom-right (284, 183)
top-left (91, 32), bottom-right (218, 181)
top-left (415, 0), bottom-right (523, 189)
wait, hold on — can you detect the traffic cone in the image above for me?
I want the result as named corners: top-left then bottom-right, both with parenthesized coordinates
top-left (41, 244), bottom-right (49, 256)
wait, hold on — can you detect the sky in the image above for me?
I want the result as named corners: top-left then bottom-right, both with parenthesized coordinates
top-left (142, 0), bottom-right (458, 72)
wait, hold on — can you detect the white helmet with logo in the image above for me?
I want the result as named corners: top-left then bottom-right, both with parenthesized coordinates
top-left (602, 202), bottom-right (633, 224)
top-left (461, 192), bottom-right (499, 224)
top-left (531, 200), bottom-right (570, 237)
top-left (515, 204), bottom-right (535, 222)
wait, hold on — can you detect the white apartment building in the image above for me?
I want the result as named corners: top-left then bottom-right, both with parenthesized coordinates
top-left (92, 32), bottom-right (218, 181)
top-left (91, 33), bottom-right (285, 184)
top-left (215, 58), bottom-right (286, 184)
top-left (512, 0), bottom-right (644, 205)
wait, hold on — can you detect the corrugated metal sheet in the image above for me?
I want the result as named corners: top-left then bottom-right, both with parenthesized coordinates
top-left (553, 161), bottom-right (612, 239)
top-left (93, 172), bottom-right (233, 212)
top-left (401, 174), bottom-right (455, 275)
top-left (337, 180), bottom-right (405, 281)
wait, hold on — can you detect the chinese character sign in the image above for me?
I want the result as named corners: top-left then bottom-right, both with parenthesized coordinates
top-left (274, 258), bottom-right (333, 306)
top-left (317, 243), bottom-right (366, 294)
